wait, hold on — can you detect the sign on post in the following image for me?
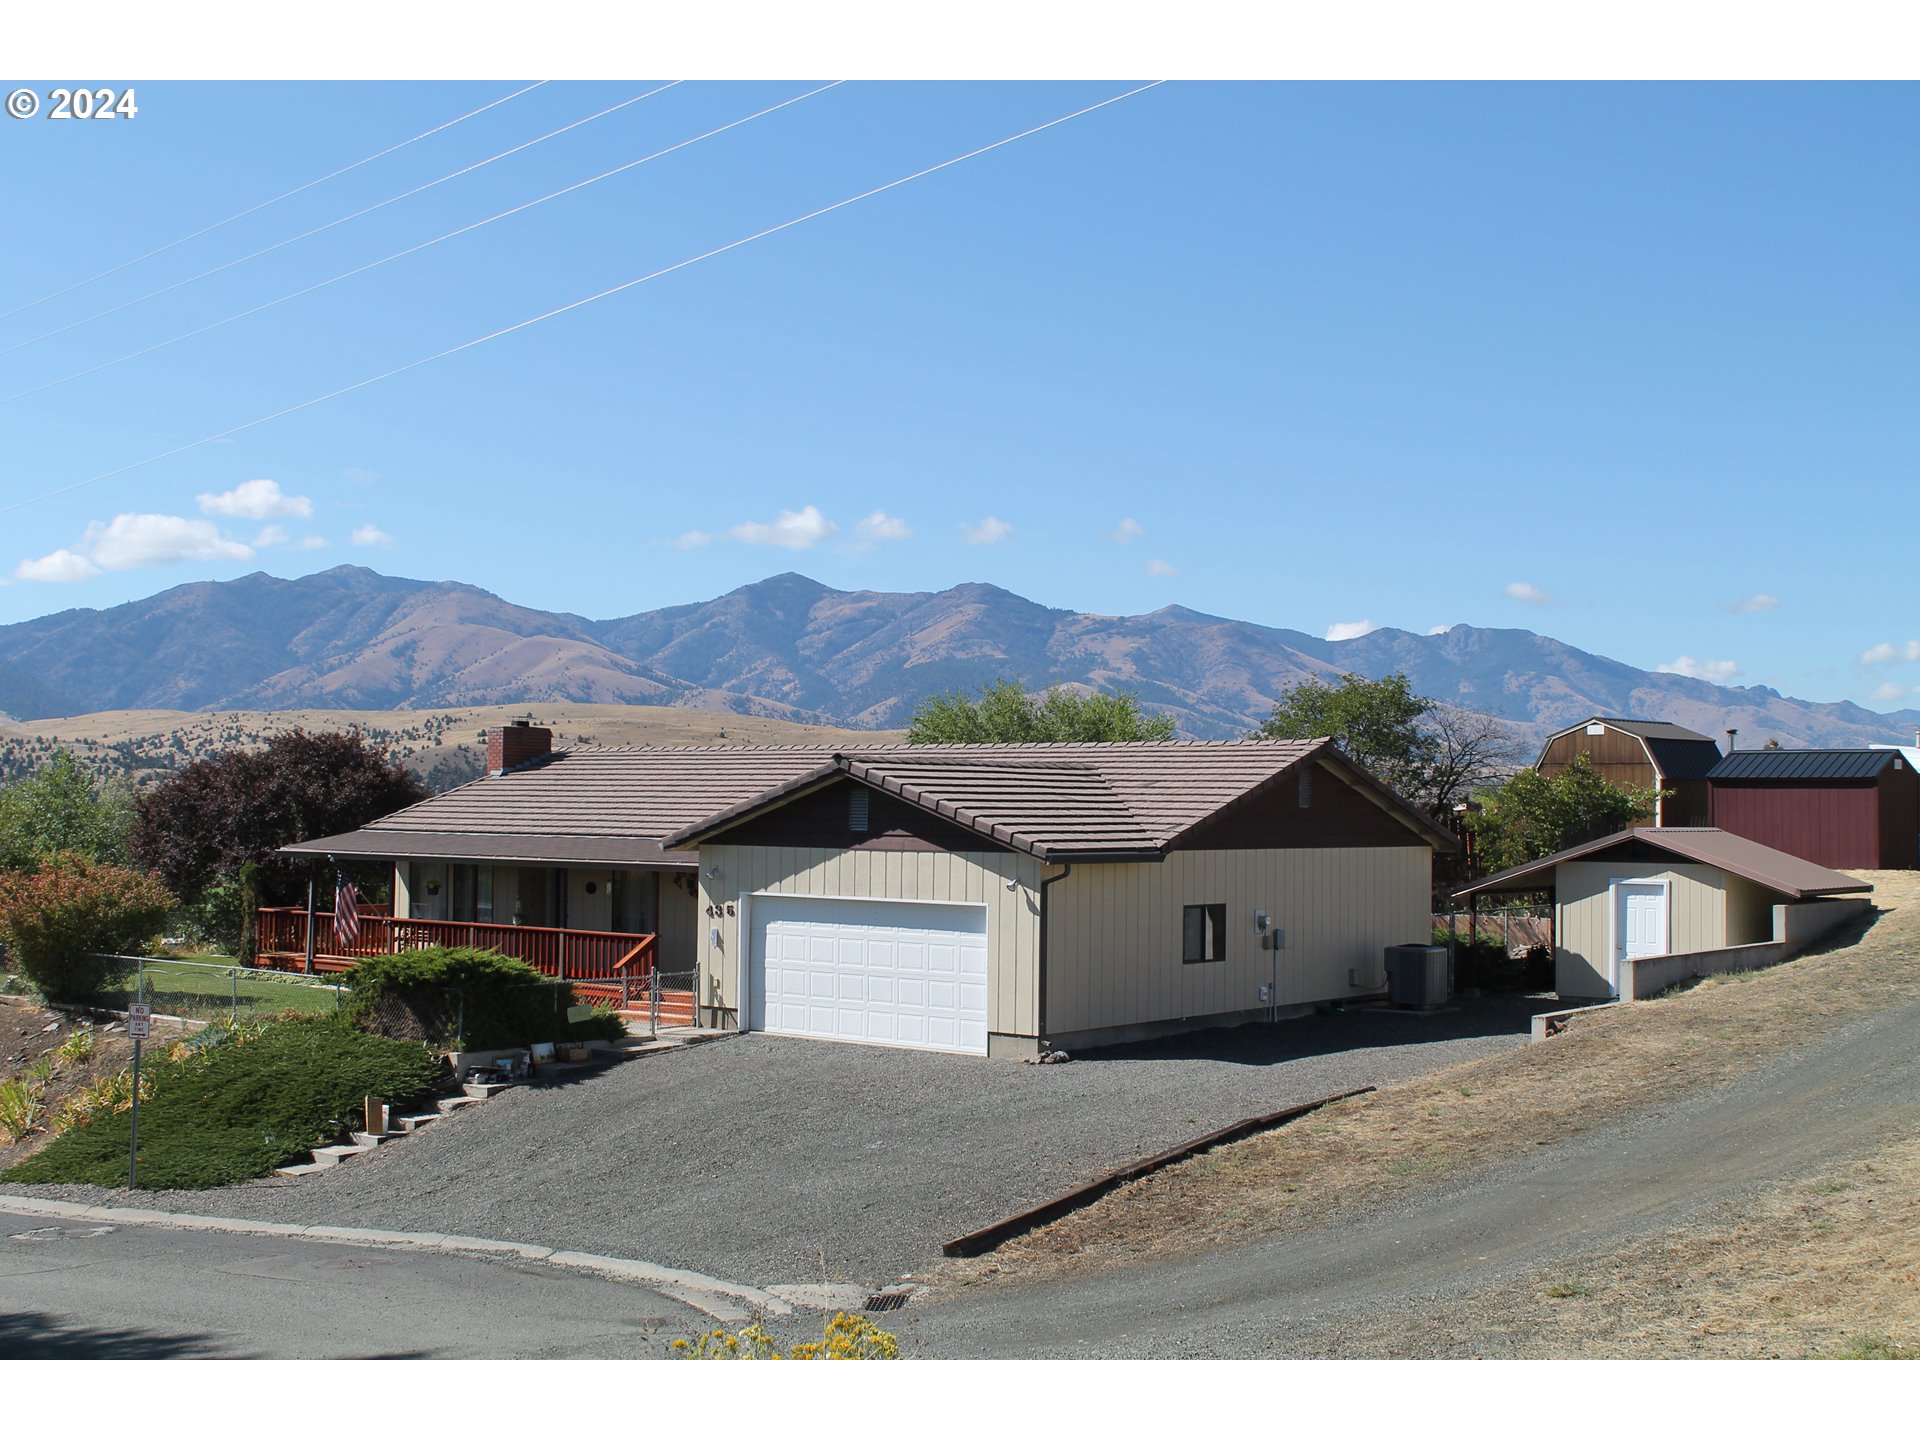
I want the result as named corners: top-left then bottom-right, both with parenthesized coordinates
top-left (127, 1003), bottom-right (151, 1188)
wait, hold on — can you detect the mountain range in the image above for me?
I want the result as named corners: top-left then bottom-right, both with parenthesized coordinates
top-left (0, 565), bottom-right (1913, 750)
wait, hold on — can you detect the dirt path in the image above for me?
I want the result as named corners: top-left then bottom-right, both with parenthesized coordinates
top-left (900, 976), bottom-right (1920, 1357)
top-left (929, 871), bottom-right (1920, 1299)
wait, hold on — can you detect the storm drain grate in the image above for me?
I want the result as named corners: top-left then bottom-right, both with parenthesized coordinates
top-left (864, 1291), bottom-right (909, 1312)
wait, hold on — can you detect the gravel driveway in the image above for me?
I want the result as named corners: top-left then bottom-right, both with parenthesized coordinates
top-left (0, 1000), bottom-right (1547, 1289)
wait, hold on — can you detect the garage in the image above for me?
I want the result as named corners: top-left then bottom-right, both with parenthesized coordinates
top-left (747, 896), bottom-right (990, 1054)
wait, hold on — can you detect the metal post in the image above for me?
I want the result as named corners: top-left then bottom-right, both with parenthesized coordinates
top-left (128, 1034), bottom-right (140, 1189)
top-left (649, 966), bottom-right (661, 1038)
top-left (231, 967), bottom-right (239, 1023)
top-left (303, 862), bottom-right (317, 976)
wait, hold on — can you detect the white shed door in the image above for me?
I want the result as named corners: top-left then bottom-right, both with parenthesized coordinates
top-left (748, 897), bottom-right (989, 1054)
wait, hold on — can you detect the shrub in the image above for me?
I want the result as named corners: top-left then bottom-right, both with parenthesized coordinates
top-left (0, 853), bottom-right (175, 1002)
top-left (344, 946), bottom-right (626, 1050)
top-left (672, 1313), bottom-right (901, 1360)
top-left (6, 1014), bottom-right (443, 1189)
top-left (0, 1078), bottom-right (42, 1144)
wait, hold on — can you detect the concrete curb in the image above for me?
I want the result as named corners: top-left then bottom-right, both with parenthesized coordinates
top-left (0, 1194), bottom-right (792, 1322)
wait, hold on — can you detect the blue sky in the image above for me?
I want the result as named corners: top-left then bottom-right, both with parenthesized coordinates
top-left (1, 81), bottom-right (1914, 710)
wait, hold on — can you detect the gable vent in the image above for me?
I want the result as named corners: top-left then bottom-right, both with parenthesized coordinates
top-left (849, 789), bottom-right (870, 833)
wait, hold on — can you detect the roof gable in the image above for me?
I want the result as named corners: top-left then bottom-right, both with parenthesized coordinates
top-left (1455, 826), bottom-right (1872, 902)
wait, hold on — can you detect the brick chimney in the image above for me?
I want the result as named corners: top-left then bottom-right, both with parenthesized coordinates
top-left (486, 720), bottom-right (551, 774)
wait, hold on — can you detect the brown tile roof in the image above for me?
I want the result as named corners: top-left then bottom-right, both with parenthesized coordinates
top-left (1453, 827), bottom-right (1873, 902)
top-left (289, 739), bottom-right (1455, 868)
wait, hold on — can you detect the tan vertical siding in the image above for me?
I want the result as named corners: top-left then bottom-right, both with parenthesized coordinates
top-left (697, 844), bottom-right (1043, 1036)
top-left (1555, 861), bottom-right (1729, 998)
top-left (1044, 847), bottom-right (1432, 1036)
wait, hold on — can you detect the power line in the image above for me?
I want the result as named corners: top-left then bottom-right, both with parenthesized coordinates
top-left (0, 82), bottom-right (549, 326)
top-left (1, 81), bottom-right (1165, 521)
top-left (0, 82), bottom-right (844, 410)
top-left (0, 82), bottom-right (682, 360)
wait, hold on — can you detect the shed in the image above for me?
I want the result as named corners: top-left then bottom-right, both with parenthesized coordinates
top-left (1454, 827), bottom-right (1871, 1000)
top-left (1708, 748), bottom-right (1919, 870)
top-left (1535, 717), bottom-right (1724, 827)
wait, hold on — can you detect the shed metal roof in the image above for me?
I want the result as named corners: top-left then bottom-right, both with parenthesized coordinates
top-left (1453, 827), bottom-right (1872, 902)
top-left (1709, 748), bottom-right (1902, 782)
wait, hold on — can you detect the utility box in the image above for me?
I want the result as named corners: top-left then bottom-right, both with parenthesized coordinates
top-left (1384, 944), bottom-right (1449, 1008)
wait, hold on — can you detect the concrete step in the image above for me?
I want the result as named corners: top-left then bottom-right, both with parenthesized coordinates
top-left (436, 1095), bottom-right (484, 1115)
top-left (391, 1112), bottom-right (440, 1133)
top-left (461, 1081), bottom-right (517, 1100)
top-left (272, 1161), bottom-right (334, 1177)
top-left (313, 1144), bottom-right (369, 1163)
top-left (349, 1132), bottom-right (390, 1148)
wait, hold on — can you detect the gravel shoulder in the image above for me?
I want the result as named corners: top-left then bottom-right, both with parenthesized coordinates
top-left (0, 998), bottom-right (1546, 1289)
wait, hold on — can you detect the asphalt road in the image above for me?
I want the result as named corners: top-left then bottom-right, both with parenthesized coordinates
top-left (0, 1212), bottom-right (715, 1359)
top-left (896, 992), bottom-right (1920, 1357)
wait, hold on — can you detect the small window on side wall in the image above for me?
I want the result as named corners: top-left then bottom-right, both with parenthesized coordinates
top-left (1183, 904), bottom-right (1226, 964)
top-left (848, 788), bottom-right (870, 833)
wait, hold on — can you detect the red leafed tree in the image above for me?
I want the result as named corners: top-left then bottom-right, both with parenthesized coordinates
top-left (130, 730), bottom-right (426, 910)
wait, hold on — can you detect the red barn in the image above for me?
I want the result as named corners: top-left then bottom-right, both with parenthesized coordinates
top-left (1708, 748), bottom-right (1919, 870)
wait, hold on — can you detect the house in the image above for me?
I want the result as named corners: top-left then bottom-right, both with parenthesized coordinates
top-left (1707, 747), bottom-right (1919, 871)
top-left (1453, 827), bottom-right (1872, 1001)
top-left (1534, 717), bottom-right (1725, 827)
top-left (273, 724), bottom-right (1456, 1057)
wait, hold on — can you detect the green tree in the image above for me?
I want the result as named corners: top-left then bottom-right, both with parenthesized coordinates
top-left (906, 679), bottom-right (1177, 744)
top-left (1254, 672), bottom-right (1436, 799)
top-left (0, 852), bottom-right (175, 1002)
top-left (0, 750), bottom-right (135, 871)
top-left (1466, 755), bottom-right (1666, 874)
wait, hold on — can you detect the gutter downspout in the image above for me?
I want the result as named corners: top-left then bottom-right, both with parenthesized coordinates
top-left (1036, 863), bottom-right (1073, 1049)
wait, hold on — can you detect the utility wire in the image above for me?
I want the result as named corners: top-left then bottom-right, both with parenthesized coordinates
top-left (0, 83), bottom-right (844, 409)
top-left (0, 82), bottom-right (682, 359)
top-left (1, 81), bottom-right (1164, 520)
top-left (0, 82), bottom-right (549, 326)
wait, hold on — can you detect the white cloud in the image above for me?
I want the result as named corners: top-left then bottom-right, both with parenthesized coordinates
top-left (853, 511), bottom-right (913, 543)
top-left (1503, 581), bottom-right (1553, 606)
top-left (1729, 593), bottom-right (1780, 613)
top-left (253, 525), bottom-right (289, 547)
top-left (295, 536), bottom-right (330, 551)
top-left (1872, 682), bottom-right (1911, 703)
top-left (16, 512), bottom-right (254, 582)
top-left (728, 505), bottom-right (836, 550)
top-left (342, 467), bottom-right (380, 486)
top-left (1145, 558), bottom-right (1178, 578)
top-left (13, 549), bottom-right (101, 583)
top-left (672, 530), bottom-right (713, 551)
top-left (88, 514), bottom-right (252, 570)
top-left (962, 516), bottom-right (1014, 546)
top-left (197, 478), bottom-right (312, 521)
top-left (1107, 518), bottom-right (1145, 543)
top-left (1326, 619), bottom-right (1376, 641)
top-left (1658, 656), bottom-right (1740, 682)
top-left (351, 524), bottom-right (394, 548)
top-left (1426, 624), bottom-right (1456, 636)
top-left (1858, 642), bottom-right (1920, 665)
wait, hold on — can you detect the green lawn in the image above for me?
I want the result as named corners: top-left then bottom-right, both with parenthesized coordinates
top-left (102, 958), bottom-right (343, 1021)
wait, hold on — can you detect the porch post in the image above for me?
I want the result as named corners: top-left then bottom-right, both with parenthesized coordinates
top-left (303, 860), bottom-right (318, 976)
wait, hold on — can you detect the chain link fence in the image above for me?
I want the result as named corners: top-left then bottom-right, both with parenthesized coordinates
top-left (70, 954), bottom-right (347, 1026)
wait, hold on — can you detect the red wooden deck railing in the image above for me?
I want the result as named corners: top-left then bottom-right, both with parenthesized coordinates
top-left (253, 908), bottom-right (687, 1019)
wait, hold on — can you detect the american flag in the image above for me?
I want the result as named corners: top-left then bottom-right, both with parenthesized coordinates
top-left (335, 873), bottom-right (362, 947)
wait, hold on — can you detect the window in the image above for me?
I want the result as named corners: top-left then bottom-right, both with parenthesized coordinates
top-left (1183, 904), bottom-right (1226, 964)
top-left (849, 788), bottom-right (870, 833)
top-left (1298, 768), bottom-right (1313, 808)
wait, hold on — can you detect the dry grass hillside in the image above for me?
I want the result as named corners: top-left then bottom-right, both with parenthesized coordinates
top-left (0, 704), bottom-right (900, 790)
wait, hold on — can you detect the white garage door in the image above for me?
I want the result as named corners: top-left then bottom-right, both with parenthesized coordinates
top-left (748, 896), bottom-right (989, 1054)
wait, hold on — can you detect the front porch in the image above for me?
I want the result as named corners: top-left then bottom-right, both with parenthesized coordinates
top-left (254, 908), bottom-right (694, 1024)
